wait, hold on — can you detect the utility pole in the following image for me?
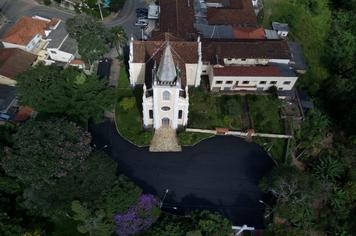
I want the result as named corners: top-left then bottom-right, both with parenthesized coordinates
top-left (160, 189), bottom-right (169, 208)
top-left (97, 0), bottom-right (104, 21)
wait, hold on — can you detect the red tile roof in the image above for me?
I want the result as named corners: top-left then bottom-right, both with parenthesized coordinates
top-left (132, 33), bottom-right (198, 87)
top-left (234, 27), bottom-right (265, 39)
top-left (69, 59), bottom-right (85, 65)
top-left (1, 16), bottom-right (60, 46)
top-left (15, 106), bottom-right (34, 121)
top-left (202, 40), bottom-right (291, 62)
top-left (0, 48), bottom-right (37, 79)
top-left (207, 0), bottom-right (257, 26)
top-left (156, 0), bottom-right (196, 40)
top-left (132, 34), bottom-right (198, 64)
top-left (213, 66), bottom-right (282, 77)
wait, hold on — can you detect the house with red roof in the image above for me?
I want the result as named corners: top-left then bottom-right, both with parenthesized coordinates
top-left (1, 16), bottom-right (60, 52)
top-left (0, 48), bottom-right (37, 86)
top-left (1, 15), bottom-right (78, 65)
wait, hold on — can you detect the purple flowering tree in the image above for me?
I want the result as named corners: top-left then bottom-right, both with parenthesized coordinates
top-left (114, 194), bottom-right (161, 236)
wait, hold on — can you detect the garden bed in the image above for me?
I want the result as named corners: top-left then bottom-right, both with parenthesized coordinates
top-left (115, 66), bottom-right (153, 146)
top-left (188, 88), bottom-right (247, 130)
top-left (177, 132), bottom-right (214, 146)
top-left (247, 95), bottom-right (285, 134)
top-left (253, 137), bottom-right (287, 164)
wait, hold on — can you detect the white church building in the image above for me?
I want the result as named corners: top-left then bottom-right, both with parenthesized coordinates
top-left (129, 33), bottom-right (201, 129)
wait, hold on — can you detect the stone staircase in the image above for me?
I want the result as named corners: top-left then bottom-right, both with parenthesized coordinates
top-left (149, 128), bottom-right (182, 152)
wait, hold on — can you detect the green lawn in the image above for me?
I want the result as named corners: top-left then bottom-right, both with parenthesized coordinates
top-left (188, 88), bottom-right (245, 130)
top-left (115, 66), bottom-right (153, 146)
top-left (118, 65), bottom-right (130, 89)
top-left (177, 132), bottom-right (214, 146)
top-left (254, 137), bottom-right (287, 164)
top-left (247, 95), bottom-right (284, 134)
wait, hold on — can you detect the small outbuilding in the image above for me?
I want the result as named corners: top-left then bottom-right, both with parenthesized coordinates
top-left (272, 22), bottom-right (289, 38)
top-left (97, 58), bottom-right (112, 80)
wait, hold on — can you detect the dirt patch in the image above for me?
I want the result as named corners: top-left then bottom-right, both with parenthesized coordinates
top-left (291, 153), bottom-right (306, 171)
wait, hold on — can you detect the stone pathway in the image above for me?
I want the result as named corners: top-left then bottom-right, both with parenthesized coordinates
top-left (149, 128), bottom-right (182, 152)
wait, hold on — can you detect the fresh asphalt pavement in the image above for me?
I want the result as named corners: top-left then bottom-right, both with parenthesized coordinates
top-left (90, 121), bottom-right (274, 228)
top-left (1, 0), bottom-right (274, 228)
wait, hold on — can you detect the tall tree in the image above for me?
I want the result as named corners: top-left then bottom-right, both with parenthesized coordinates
top-left (1, 118), bottom-right (91, 188)
top-left (66, 14), bottom-right (109, 64)
top-left (16, 64), bottom-right (116, 124)
top-left (71, 200), bottom-right (113, 236)
top-left (23, 151), bottom-right (118, 215)
top-left (108, 26), bottom-right (127, 56)
top-left (191, 210), bottom-right (232, 236)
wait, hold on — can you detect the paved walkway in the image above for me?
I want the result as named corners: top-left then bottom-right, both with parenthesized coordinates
top-left (149, 128), bottom-right (182, 152)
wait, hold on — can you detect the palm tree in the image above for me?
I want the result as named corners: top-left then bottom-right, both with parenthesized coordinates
top-left (109, 26), bottom-right (127, 56)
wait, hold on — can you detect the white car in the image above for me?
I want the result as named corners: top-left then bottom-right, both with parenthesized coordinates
top-left (135, 19), bottom-right (148, 27)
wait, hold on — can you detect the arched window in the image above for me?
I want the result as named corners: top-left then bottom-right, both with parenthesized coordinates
top-left (162, 90), bottom-right (171, 100)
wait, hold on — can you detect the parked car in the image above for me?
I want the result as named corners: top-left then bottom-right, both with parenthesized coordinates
top-left (0, 113), bottom-right (11, 121)
top-left (137, 12), bottom-right (148, 19)
top-left (136, 8), bottom-right (148, 14)
top-left (135, 19), bottom-right (149, 27)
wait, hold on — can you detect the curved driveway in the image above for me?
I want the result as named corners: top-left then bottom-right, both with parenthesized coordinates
top-left (90, 121), bottom-right (274, 228)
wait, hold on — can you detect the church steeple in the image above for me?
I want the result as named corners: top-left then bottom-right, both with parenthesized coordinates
top-left (156, 43), bottom-right (177, 82)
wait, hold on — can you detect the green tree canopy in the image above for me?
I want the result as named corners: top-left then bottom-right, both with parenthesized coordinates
top-left (98, 175), bottom-right (142, 216)
top-left (1, 118), bottom-right (91, 188)
top-left (23, 151), bottom-right (118, 215)
top-left (66, 14), bottom-right (109, 63)
top-left (71, 200), bottom-right (113, 236)
top-left (16, 64), bottom-right (116, 124)
top-left (191, 210), bottom-right (232, 236)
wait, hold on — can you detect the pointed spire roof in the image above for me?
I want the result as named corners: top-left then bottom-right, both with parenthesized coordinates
top-left (156, 43), bottom-right (177, 82)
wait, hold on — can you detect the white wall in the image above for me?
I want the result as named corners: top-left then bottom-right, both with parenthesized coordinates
top-left (223, 58), bottom-right (270, 66)
top-left (25, 34), bottom-right (42, 51)
top-left (0, 75), bottom-right (16, 86)
top-left (210, 75), bottom-right (298, 91)
top-left (47, 48), bottom-right (74, 63)
top-left (1, 41), bottom-right (26, 51)
top-left (185, 64), bottom-right (198, 86)
top-left (201, 64), bottom-right (211, 75)
top-left (143, 86), bottom-right (189, 129)
top-left (129, 63), bottom-right (146, 86)
top-left (269, 59), bottom-right (290, 64)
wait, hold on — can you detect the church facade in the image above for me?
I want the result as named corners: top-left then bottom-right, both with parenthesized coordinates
top-left (128, 34), bottom-right (202, 129)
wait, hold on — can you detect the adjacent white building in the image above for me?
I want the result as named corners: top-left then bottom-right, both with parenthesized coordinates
top-left (46, 21), bottom-right (77, 63)
top-left (209, 64), bottom-right (298, 92)
top-left (129, 34), bottom-right (302, 129)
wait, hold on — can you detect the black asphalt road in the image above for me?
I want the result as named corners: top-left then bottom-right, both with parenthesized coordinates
top-left (90, 121), bottom-right (274, 228)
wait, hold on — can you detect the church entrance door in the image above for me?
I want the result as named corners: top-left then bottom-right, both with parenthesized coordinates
top-left (162, 117), bottom-right (170, 128)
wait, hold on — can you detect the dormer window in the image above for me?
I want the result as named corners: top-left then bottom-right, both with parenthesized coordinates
top-left (227, 58), bottom-right (232, 61)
